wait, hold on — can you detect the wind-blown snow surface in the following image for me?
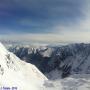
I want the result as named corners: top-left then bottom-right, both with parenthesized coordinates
top-left (0, 43), bottom-right (48, 90)
top-left (44, 74), bottom-right (90, 90)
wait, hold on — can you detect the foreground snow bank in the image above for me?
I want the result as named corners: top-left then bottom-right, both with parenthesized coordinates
top-left (0, 43), bottom-right (47, 90)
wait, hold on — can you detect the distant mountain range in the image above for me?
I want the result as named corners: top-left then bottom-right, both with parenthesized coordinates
top-left (8, 43), bottom-right (90, 79)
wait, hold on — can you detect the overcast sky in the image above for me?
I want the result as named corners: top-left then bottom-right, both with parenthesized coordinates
top-left (0, 0), bottom-right (90, 43)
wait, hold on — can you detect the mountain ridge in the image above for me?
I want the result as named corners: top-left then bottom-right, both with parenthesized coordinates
top-left (8, 43), bottom-right (90, 79)
top-left (0, 42), bottom-right (48, 90)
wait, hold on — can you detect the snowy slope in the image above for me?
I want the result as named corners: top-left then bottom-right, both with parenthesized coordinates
top-left (46, 43), bottom-right (90, 79)
top-left (0, 43), bottom-right (48, 90)
top-left (43, 74), bottom-right (90, 90)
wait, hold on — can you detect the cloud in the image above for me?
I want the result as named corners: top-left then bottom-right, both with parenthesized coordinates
top-left (0, 0), bottom-right (86, 33)
top-left (51, 0), bottom-right (90, 35)
top-left (0, 0), bottom-right (90, 44)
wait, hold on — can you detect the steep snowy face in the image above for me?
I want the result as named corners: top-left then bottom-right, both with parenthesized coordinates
top-left (0, 42), bottom-right (47, 90)
top-left (8, 43), bottom-right (90, 79)
top-left (46, 43), bottom-right (90, 79)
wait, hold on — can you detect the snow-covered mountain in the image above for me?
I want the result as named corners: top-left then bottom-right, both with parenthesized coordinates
top-left (0, 42), bottom-right (48, 90)
top-left (8, 43), bottom-right (90, 79)
top-left (8, 45), bottom-right (54, 73)
top-left (2, 42), bottom-right (90, 90)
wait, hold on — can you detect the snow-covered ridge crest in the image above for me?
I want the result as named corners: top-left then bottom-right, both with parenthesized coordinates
top-left (0, 42), bottom-right (48, 90)
top-left (0, 42), bottom-right (8, 55)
